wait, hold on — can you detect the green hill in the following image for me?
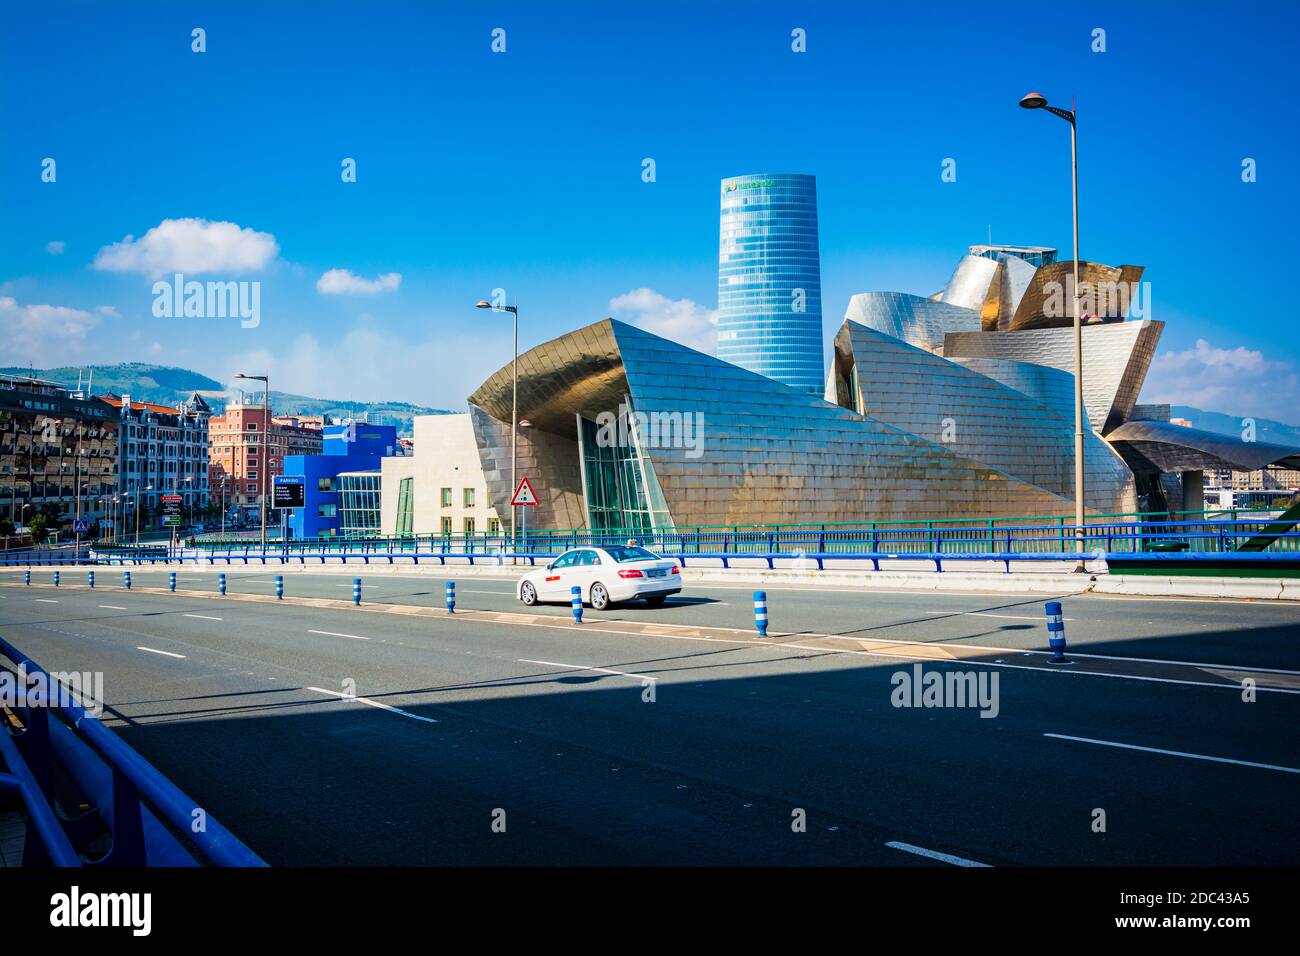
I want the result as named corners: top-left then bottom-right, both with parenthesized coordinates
top-left (2, 363), bottom-right (452, 436)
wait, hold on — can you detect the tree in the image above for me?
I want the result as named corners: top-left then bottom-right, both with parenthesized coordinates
top-left (29, 513), bottom-right (49, 545)
top-left (0, 518), bottom-right (14, 537)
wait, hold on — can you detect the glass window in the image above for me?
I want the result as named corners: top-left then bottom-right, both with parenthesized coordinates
top-left (463, 487), bottom-right (475, 507)
top-left (440, 487), bottom-right (452, 508)
top-left (317, 477), bottom-right (334, 492)
top-left (440, 516), bottom-right (452, 535)
top-left (602, 545), bottom-right (659, 563)
top-left (463, 517), bottom-right (475, 536)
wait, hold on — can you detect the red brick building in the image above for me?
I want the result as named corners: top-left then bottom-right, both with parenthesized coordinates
top-left (207, 403), bottom-right (323, 514)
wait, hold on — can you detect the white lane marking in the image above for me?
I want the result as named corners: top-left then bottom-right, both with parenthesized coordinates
top-left (519, 659), bottom-right (656, 682)
top-left (308, 629), bottom-right (370, 641)
top-left (34, 598), bottom-right (59, 603)
top-left (137, 646), bottom-right (186, 659)
top-left (1044, 733), bottom-right (1300, 775)
top-left (885, 841), bottom-right (991, 867)
top-left (456, 588), bottom-right (517, 595)
top-left (98, 604), bottom-right (128, 610)
top-left (492, 619), bottom-right (1300, 695)
top-left (922, 610), bottom-right (1073, 622)
top-left (306, 686), bottom-right (438, 723)
top-left (182, 613), bottom-right (222, 621)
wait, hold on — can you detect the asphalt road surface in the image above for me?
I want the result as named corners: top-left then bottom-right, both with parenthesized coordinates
top-left (1, 569), bottom-right (1297, 866)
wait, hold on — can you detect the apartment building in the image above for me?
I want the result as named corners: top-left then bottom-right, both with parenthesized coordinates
top-left (208, 402), bottom-right (323, 513)
top-left (99, 392), bottom-right (211, 527)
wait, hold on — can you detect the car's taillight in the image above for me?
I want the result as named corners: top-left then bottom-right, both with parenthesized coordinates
top-left (617, 569), bottom-right (644, 579)
top-left (670, 565), bottom-right (680, 574)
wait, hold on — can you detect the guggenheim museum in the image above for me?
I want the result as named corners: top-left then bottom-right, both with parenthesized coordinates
top-left (463, 244), bottom-right (1300, 534)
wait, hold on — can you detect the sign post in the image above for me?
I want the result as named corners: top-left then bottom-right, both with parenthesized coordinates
top-left (510, 477), bottom-right (538, 562)
top-left (272, 476), bottom-right (305, 547)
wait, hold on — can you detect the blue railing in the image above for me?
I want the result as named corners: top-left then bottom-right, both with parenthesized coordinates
top-left (0, 520), bottom-right (1295, 573)
top-left (0, 635), bottom-right (266, 867)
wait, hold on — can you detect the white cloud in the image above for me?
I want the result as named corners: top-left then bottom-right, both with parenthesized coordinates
top-left (45, 241), bottom-right (65, 255)
top-left (225, 322), bottom-right (496, 407)
top-left (0, 296), bottom-right (99, 365)
top-left (315, 269), bottom-right (402, 295)
top-left (92, 218), bottom-right (279, 277)
top-left (96, 305), bottom-right (121, 318)
top-left (608, 287), bottom-right (717, 354)
top-left (1143, 337), bottom-right (1300, 424)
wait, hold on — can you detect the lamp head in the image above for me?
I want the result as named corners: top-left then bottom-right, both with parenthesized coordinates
top-left (1020, 92), bottom-right (1048, 110)
top-left (475, 300), bottom-right (492, 309)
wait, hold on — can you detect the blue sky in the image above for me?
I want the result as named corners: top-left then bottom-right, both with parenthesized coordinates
top-left (3, 0), bottom-right (1297, 421)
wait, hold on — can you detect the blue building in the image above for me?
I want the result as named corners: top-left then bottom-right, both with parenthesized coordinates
top-left (717, 173), bottom-right (824, 394)
top-left (282, 423), bottom-right (397, 539)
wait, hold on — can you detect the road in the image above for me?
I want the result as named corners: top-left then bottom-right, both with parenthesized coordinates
top-left (0, 568), bottom-right (1297, 866)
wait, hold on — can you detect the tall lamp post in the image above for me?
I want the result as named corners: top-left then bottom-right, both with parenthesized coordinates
top-left (475, 299), bottom-right (520, 554)
top-left (1020, 91), bottom-right (1086, 570)
top-left (235, 373), bottom-right (270, 550)
top-left (134, 482), bottom-right (153, 545)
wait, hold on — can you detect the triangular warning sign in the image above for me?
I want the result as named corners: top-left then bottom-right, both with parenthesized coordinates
top-left (510, 476), bottom-right (539, 506)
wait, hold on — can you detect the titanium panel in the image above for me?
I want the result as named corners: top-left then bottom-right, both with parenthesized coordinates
top-left (833, 321), bottom-right (1135, 513)
top-left (844, 291), bottom-right (982, 355)
top-left (942, 320), bottom-right (1165, 434)
top-left (1106, 419), bottom-right (1300, 473)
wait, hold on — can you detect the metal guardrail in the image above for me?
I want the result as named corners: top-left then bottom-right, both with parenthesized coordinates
top-left (0, 521), bottom-right (1294, 572)
top-left (0, 635), bottom-right (266, 867)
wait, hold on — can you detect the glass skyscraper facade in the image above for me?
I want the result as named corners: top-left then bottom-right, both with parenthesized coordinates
top-left (717, 172), bottom-right (824, 394)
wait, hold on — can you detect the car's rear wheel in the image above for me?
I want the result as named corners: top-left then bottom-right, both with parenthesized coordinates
top-left (644, 594), bottom-right (667, 606)
top-left (520, 581), bottom-right (538, 606)
top-left (589, 582), bottom-right (611, 611)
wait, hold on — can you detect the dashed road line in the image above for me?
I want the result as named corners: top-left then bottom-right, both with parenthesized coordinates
top-left (885, 841), bottom-right (991, 867)
top-left (182, 613), bottom-right (222, 621)
top-left (520, 659), bottom-right (656, 682)
top-left (308, 629), bottom-right (370, 641)
top-left (1044, 733), bottom-right (1300, 775)
top-left (306, 686), bottom-right (438, 723)
top-left (136, 646), bottom-right (186, 659)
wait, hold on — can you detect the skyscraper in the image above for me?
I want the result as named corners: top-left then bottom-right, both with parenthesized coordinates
top-left (717, 173), bottom-right (824, 393)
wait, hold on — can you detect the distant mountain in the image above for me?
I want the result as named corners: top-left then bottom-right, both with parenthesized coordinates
top-left (1171, 406), bottom-right (1300, 446)
top-left (2, 363), bottom-right (453, 436)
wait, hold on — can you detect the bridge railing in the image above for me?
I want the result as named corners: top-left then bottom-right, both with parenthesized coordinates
top-left (0, 520), bottom-right (1293, 571)
top-left (0, 634), bottom-right (266, 867)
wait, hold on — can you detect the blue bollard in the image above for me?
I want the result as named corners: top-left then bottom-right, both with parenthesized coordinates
top-left (571, 585), bottom-right (583, 624)
top-left (24, 570), bottom-right (30, 586)
top-left (169, 571), bottom-right (177, 592)
top-left (124, 570), bottom-right (132, 590)
top-left (53, 570), bottom-right (60, 588)
top-left (753, 590), bottom-right (768, 637)
top-left (88, 570), bottom-right (95, 589)
top-left (275, 575), bottom-right (284, 600)
top-left (1045, 600), bottom-right (1069, 663)
top-left (352, 578), bottom-right (361, 606)
top-left (218, 572), bottom-right (227, 596)
top-left (445, 580), bottom-right (456, 614)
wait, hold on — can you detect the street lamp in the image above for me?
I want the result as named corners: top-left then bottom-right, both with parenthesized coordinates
top-left (235, 372), bottom-right (270, 550)
top-left (476, 299), bottom-right (520, 555)
top-left (1020, 91), bottom-right (1087, 570)
top-left (135, 483), bottom-right (153, 545)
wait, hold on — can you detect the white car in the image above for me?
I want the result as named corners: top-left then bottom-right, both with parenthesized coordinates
top-left (518, 545), bottom-right (681, 610)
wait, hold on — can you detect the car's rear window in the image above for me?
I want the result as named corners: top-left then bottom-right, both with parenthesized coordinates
top-left (604, 546), bottom-right (658, 563)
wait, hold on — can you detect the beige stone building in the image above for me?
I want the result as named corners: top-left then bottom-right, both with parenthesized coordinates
top-left (380, 414), bottom-right (501, 537)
